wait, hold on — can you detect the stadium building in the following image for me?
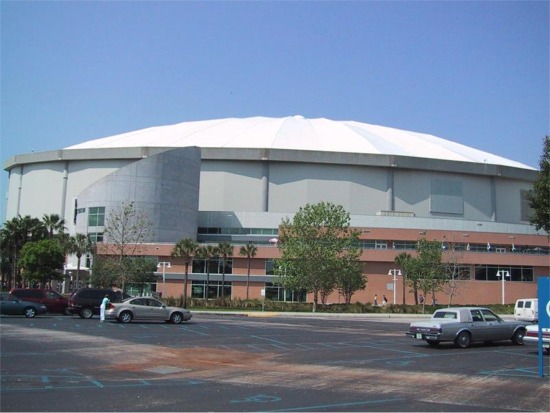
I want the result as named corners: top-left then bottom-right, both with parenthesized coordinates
top-left (4, 116), bottom-right (549, 304)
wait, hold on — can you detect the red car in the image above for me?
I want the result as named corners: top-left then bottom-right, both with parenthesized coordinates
top-left (10, 289), bottom-right (70, 315)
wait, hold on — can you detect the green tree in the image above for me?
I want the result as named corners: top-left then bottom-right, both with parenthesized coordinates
top-left (413, 238), bottom-right (444, 313)
top-left (527, 135), bottom-right (550, 234)
top-left (19, 239), bottom-right (65, 286)
top-left (126, 257), bottom-right (157, 295)
top-left (66, 233), bottom-right (95, 288)
top-left (336, 253), bottom-right (366, 304)
top-left (0, 216), bottom-right (47, 288)
top-left (395, 252), bottom-right (412, 304)
top-left (42, 213), bottom-right (66, 238)
top-left (196, 245), bottom-right (218, 299)
top-left (171, 238), bottom-right (198, 308)
top-left (276, 202), bottom-right (362, 312)
top-left (90, 256), bottom-right (119, 288)
top-left (239, 243), bottom-right (257, 300)
top-left (217, 241), bottom-right (233, 300)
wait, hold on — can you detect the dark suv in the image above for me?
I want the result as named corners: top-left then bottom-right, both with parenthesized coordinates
top-left (10, 288), bottom-right (70, 314)
top-left (68, 288), bottom-right (130, 319)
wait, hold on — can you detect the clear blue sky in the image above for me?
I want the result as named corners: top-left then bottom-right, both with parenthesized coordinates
top-left (1, 1), bottom-right (549, 221)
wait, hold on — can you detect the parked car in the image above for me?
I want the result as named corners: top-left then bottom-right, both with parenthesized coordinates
top-left (523, 324), bottom-right (550, 353)
top-left (406, 307), bottom-right (527, 348)
top-left (68, 288), bottom-right (131, 319)
top-left (514, 298), bottom-right (538, 323)
top-left (10, 288), bottom-right (70, 315)
top-left (0, 292), bottom-right (47, 318)
top-left (106, 297), bottom-right (192, 324)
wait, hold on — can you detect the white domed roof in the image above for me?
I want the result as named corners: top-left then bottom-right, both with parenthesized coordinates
top-left (66, 116), bottom-right (533, 170)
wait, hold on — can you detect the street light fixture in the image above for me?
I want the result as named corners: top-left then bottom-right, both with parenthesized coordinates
top-left (388, 269), bottom-right (402, 305)
top-left (496, 270), bottom-right (510, 305)
top-left (157, 261), bottom-right (171, 290)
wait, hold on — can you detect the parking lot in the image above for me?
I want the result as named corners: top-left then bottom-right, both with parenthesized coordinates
top-left (1, 313), bottom-right (549, 412)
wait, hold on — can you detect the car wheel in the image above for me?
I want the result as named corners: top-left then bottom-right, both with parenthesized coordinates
top-left (454, 331), bottom-right (471, 348)
top-left (119, 311), bottom-right (133, 323)
top-left (24, 307), bottom-right (37, 318)
top-left (511, 328), bottom-right (525, 345)
top-left (426, 340), bottom-right (440, 347)
top-left (80, 307), bottom-right (94, 319)
top-left (170, 312), bottom-right (183, 324)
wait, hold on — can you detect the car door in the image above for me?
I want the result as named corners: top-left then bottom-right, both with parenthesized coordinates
top-left (469, 309), bottom-right (490, 341)
top-left (146, 298), bottom-right (167, 321)
top-left (480, 308), bottom-right (509, 341)
top-left (44, 290), bottom-right (64, 313)
top-left (0, 293), bottom-right (20, 315)
top-left (127, 298), bottom-right (148, 319)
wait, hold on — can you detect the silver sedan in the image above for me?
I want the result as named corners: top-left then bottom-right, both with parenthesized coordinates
top-left (105, 297), bottom-right (192, 324)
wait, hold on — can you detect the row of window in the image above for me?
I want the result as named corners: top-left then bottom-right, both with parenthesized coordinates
top-left (184, 259), bottom-right (535, 283)
top-left (189, 281), bottom-right (305, 302)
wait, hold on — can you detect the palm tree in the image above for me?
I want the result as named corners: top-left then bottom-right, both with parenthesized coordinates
top-left (42, 214), bottom-right (66, 238)
top-left (217, 242), bottom-right (233, 300)
top-left (395, 252), bottom-right (412, 305)
top-left (1, 215), bottom-right (47, 288)
top-left (239, 243), bottom-right (257, 300)
top-left (172, 238), bottom-right (198, 308)
top-left (196, 245), bottom-right (218, 299)
top-left (67, 233), bottom-right (95, 289)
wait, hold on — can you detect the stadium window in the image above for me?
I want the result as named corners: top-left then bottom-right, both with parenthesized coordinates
top-left (430, 179), bottom-right (464, 215)
top-left (87, 232), bottom-right (103, 243)
top-left (88, 207), bottom-right (105, 227)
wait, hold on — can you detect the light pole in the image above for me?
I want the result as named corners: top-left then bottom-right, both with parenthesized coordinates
top-left (157, 262), bottom-right (171, 294)
top-left (496, 270), bottom-right (510, 305)
top-left (388, 269), bottom-right (402, 305)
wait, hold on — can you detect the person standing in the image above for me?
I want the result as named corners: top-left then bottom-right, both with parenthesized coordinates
top-left (382, 295), bottom-right (388, 305)
top-left (374, 294), bottom-right (378, 306)
top-left (100, 294), bottom-right (110, 322)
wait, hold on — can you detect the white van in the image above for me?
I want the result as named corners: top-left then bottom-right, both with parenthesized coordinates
top-left (514, 298), bottom-right (538, 323)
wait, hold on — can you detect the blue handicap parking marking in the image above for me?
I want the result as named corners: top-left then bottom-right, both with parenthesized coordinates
top-left (231, 394), bottom-right (282, 404)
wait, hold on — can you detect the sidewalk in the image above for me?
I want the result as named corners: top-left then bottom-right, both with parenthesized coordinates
top-left (192, 309), bottom-right (516, 322)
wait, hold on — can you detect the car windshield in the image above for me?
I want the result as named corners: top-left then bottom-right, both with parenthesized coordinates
top-left (480, 309), bottom-right (500, 322)
top-left (1, 293), bottom-right (17, 301)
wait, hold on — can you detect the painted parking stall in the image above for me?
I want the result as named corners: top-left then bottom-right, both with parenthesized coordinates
top-left (1, 314), bottom-right (548, 412)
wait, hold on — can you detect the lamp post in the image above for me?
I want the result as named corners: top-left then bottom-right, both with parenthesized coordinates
top-left (157, 262), bottom-right (171, 293)
top-left (388, 269), bottom-right (402, 305)
top-left (496, 270), bottom-right (510, 305)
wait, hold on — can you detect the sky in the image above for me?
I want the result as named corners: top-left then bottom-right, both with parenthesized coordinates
top-left (1, 1), bottom-right (549, 222)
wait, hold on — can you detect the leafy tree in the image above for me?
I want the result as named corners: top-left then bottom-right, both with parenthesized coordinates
top-left (0, 216), bottom-right (47, 288)
top-left (410, 238), bottom-right (444, 313)
top-left (276, 202), bottom-right (362, 312)
top-left (196, 245), bottom-right (218, 299)
top-left (394, 252), bottom-right (412, 304)
top-left (527, 135), bottom-right (550, 234)
top-left (336, 253), bottom-right (366, 304)
top-left (126, 257), bottom-right (157, 295)
top-left (19, 239), bottom-right (65, 286)
top-left (217, 241), bottom-right (233, 300)
top-left (239, 243), bottom-right (257, 300)
top-left (171, 238), bottom-right (198, 308)
top-left (66, 233), bottom-right (95, 288)
top-left (90, 256), bottom-right (119, 288)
